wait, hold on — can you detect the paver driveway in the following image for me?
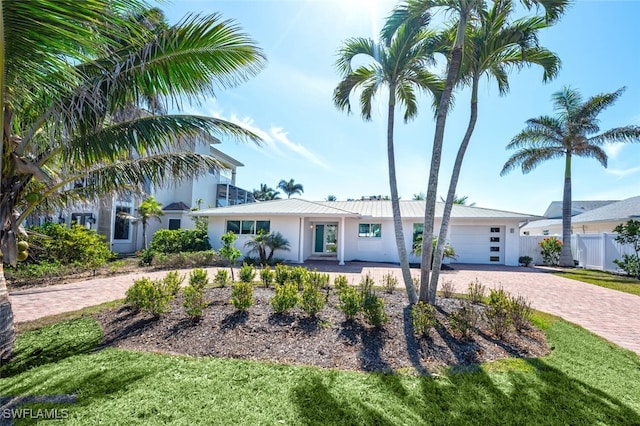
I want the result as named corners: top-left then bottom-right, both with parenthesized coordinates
top-left (8, 262), bottom-right (640, 356)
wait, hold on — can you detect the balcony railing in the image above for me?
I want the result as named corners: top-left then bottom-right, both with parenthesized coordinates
top-left (216, 184), bottom-right (255, 207)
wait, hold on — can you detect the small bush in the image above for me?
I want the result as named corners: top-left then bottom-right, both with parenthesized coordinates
top-left (138, 248), bottom-right (154, 266)
top-left (518, 256), bottom-right (533, 267)
top-left (359, 273), bottom-right (376, 295)
top-left (239, 263), bottom-right (256, 283)
top-left (274, 264), bottom-right (290, 285)
top-left (230, 281), bottom-right (254, 312)
top-left (382, 273), bottom-right (398, 294)
top-left (539, 237), bottom-right (562, 266)
top-left (333, 275), bottom-right (349, 294)
top-left (150, 221), bottom-right (210, 253)
top-left (125, 277), bottom-right (173, 316)
top-left (270, 282), bottom-right (300, 314)
top-left (509, 294), bottom-right (533, 332)
top-left (290, 266), bottom-right (310, 290)
top-left (338, 286), bottom-right (361, 320)
top-left (189, 268), bottom-right (209, 290)
top-left (300, 283), bottom-right (326, 317)
top-left (260, 266), bottom-right (275, 288)
top-left (213, 269), bottom-right (231, 288)
top-left (309, 270), bottom-right (331, 289)
top-left (449, 301), bottom-right (478, 340)
top-left (411, 302), bottom-right (436, 336)
top-left (440, 280), bottom-right (455, 298)
top-left (151, 250), bottom-right (222, 269)
top-left (485, 288), bottom-right (512, 339)
top-left (361, 293), bottom-right (388, 328)
top-left (163, 270), bottom-right (185, 296)
top-left (613, 254), bottom-right (640, 279)
top-left (467, 279), bottom-right (486, 304)
top-left (183, 284), bottom-right (207, 319)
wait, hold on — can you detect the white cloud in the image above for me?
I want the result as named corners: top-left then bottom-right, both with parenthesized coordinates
top-left (603, 142), bottom-right (625, 160)
top-left (605, 165), bottom-right (640, 178)
top-left (271, 128), bottom-right (330, 169)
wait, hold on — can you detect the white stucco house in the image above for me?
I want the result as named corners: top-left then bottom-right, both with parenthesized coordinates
top-left (193, 198), bottom-right (538, 266)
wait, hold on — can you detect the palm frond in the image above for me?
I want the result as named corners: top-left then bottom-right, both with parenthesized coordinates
top-left (573, 144), bottom-right (608, 168)
top-left (500, 146), bottom-right (564, 175)
top-left (589, 126), bottom-right (640, 146)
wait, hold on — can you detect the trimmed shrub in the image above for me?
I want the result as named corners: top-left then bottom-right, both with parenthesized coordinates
top-left (270, 282), bottom-right (300, 314)
top-left (509, 294), bottom-right (533, 332)
top-left (230, 281), bottom-right (254, 312)
top-left (289, 266), bottom-right (310, 290)
top-left (411, 302), bottom-right (437, 336)
top-left (361, 292), bottom-right (388, 328)
top-left (274, 264), bottom-right (290, 286)
top-left (183, 284), bottom-right (207, 319)
top-left (213, 269), bottom-right (231, 288)
top-left (125, 277), bottom-right (173, 316)
top-left (485, 288), bottom-right (512, 339)
top-left (150, 221), bottom-right (210, 253)
top-left (239, 263), bottom-right (256, 283)
top-left (382, 273), bottom-right (398, 294)
top-left (337, 286), bottom-right (361, 320)
top-left (467, 279), bottom-right (486, 304)
top-left (440, 280), bottom-right (455, 298)
top-left (163, 270), bottom-right (185, 296)
top-left (309, 270), bottom-right (331, 289)
top-left (449, 301), bottom-right (478, 340)
top-left (260, 266), bottom-right (275, 288)
top-left (518, 256), bottom-right (533, 267)
top-left (300, 283), bottom-right (326, 317)
top-left (189, 268), bottom-right (209, 290)
top-left (138, 248), bottom-right (154, 266)
top-left (152, 250), bottom-right (222, 269)
top-left (333, 275), bottom-right (349, 294)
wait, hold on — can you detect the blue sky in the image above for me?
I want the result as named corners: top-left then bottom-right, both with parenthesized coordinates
top-left (164, 0), bottom-right (640, 216)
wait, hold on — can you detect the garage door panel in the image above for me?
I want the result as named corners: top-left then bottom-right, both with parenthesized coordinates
top-left (448, 226), bottom-right (504, 264)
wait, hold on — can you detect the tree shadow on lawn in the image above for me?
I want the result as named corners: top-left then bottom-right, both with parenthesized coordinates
top-left (291, 358), bottom-right (640, 425)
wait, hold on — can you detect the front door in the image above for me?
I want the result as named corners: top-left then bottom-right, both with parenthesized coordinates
top-left (313, 223), bottom-right (337, 254)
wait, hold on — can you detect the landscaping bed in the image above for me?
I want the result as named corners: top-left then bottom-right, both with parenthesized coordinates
top-left (93, 286), bottom-right (549, 373)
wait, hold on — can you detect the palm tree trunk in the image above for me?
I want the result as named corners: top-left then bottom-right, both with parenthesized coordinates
top-left (559, 152), bottom-right (574, 267)
top-left (0, 264), bottom-right (16, 364)
top-left (142, 221), bottom-right (148, 250)
top-left (429, 77), bottom-right (479, 304)
top-left (387, 87), bottom-right (418, 304)
top-left (419, 15), bottom-right (468, 303)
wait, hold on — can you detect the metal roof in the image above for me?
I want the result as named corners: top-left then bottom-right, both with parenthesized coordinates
top-left (572, 196), bottom-right (640, 224)
top-left (193, 199), bottom-right (539, 220)
top-left (542, 200), bottom-right (618, 218)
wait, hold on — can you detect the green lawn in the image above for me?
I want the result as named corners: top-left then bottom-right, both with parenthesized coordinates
top-left (555, 268), bottom-right (640, 297)
top-left (1, 312), bottom-right (639, 425)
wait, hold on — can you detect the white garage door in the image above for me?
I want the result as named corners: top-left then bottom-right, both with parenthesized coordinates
top-left (448, 226), bottom-right (505, 265)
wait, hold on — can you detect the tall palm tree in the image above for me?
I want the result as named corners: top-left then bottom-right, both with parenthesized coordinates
top-left (253, 183), bottom-right (280, 201)
top-left (119, 196), bottom-right (165, 250)
top-left (430, 0), bottom-right (560, 303)
top-left (334, 14), bottom-right (442, 304)
top-left (501, 87), bottom-right (640, 266)
top-left (0, 1), bottom-right (265, 363)
top-left (278, 179), bottom-right (304, 198)
top-left (383, 0), bottom-right (569, 302)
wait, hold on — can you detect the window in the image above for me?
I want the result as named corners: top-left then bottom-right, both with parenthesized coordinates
top-left (226, 220), bottom-right (270, 235)
top-left (359, 223), bottom-right (381, 238)
top-left (490, 256), bottom-right (500, 262)
top-left (412, 223), bottom-right (423, 243)
top-left (542, 230), bottom-right (549, 236)
top-left (490, 237), bottom-right (500, 242)
top-left (490, 247), bottom-right (500, 252)
top-left (168, 219), bottom-right (181, 230)
top-left (114, 206), bottom-right (131, 240)
top-left (490, 227), bottom-right (501, 233)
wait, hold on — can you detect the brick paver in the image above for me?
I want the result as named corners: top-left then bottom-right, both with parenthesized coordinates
top-left (8, 262), bottom-right (640, 356)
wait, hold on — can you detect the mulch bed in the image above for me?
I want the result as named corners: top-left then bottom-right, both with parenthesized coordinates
top-left (93, 287), bottom-right (549, 374)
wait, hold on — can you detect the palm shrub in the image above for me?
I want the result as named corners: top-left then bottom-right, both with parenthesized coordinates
top-left (260, 266), bottom-right (275, 288)
top-left (274, 264), bottom-right (290, 285)
top-left (163, 270), bottom-right (185, 296)
top-left (270, 282), bottom-right (299, 314)
top-left (485, 288), bottom-right (512, 339)
top-left (213, 269), bottom-right (231, 288)
top-left (230, 282), bottom-right (253, 312)
top-left (411, 301), bottom-right (436, 336)
top-left (300, 282), bottom-right (326, 318)
top-left (125, 277), bottom-right (174, 317)
top-left (239, 263), bottom-right (256, 283)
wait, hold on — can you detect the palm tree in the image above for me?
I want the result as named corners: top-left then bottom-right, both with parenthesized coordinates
top-left (0, 1), bottom-right (265, 363)
top-left (119, 196), bottom-right (165, 250)
top-left (244, 231), bottom-right (290, 263)
top-left (326, 195), bottom-right (337, 201)
top-left (383, 0), bottom-right (569, 302)
top-left (334, 14), bottom-right (442, 304)
top-left (430, 0), bottom-right (560, 303)
top-left (277, 179), bottom-right (304, 198)
top-left (501, 87), bottom-right (640, 266)
top-left (253, 183), bottom-right (280, 201)
top-left (413, 193), bottom-right (426, 200)
top-left (439, 194), bottom-right (475, 206)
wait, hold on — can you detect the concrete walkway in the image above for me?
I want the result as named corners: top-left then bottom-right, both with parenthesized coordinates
top-left (8, 262), bottom-right (640, 356)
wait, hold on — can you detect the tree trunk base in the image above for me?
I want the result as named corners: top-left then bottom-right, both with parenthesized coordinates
top-left (0, 298), bottom-right (15, 365)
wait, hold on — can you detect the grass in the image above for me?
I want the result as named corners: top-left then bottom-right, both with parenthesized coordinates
top-left (555, 268), bottom-right (640, 297)
top-left (1, 312), bottom-right (639, 424)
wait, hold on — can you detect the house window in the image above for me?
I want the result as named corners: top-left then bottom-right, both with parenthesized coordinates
top-left (490, 227), bottom-right (501, 233)
top-left (412, 223), bottom-right (423, 243)
top-left (226, 220), bottom-right (270, 235)
top-left (359, 223), bottom-right (381, 238)
top-left (490, 247), bottom-right (500, 252)
top-left (490, 256), bottom-right (500, 262)
top-left (114, 206), bottom-right (131, 240)
top-left (168, 219), bottom-right (181, 230)
top-left (542, 230), bottom-right (549, 236)
top-left (490, 237), bottom-right (500, 242)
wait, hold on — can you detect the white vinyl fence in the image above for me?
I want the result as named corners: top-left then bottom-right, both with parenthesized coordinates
top-left (520, 233), bottom-right (635, 272)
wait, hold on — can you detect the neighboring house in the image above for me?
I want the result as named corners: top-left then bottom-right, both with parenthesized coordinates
top-left (521, 199), bottom-right (618, 235)
top-left (193, 198), bottom-right (538, 266)
top-left (571, 196), bottom-right (640, 233)
top-left (42, 137), bottom-right (254, 254)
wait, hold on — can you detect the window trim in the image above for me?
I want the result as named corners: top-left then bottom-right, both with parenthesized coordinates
top-left (114, 205), bottom-right (132, 241)
top-left (226, 219), bottom-right (270, 235)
